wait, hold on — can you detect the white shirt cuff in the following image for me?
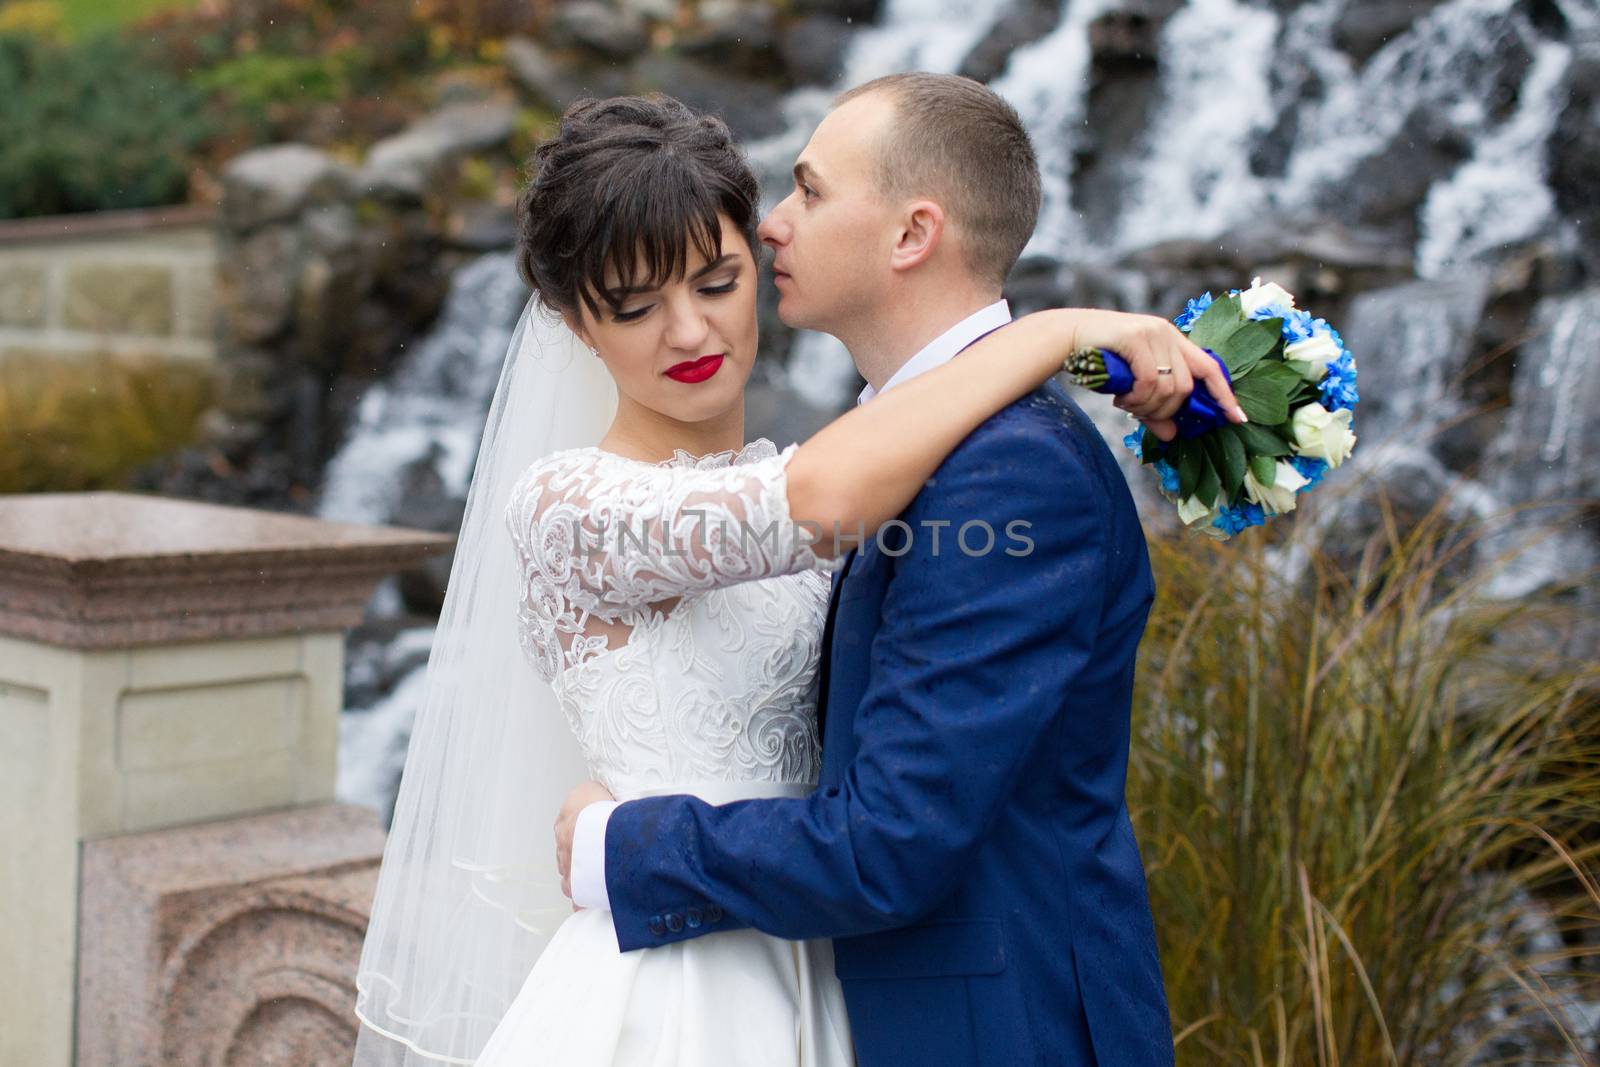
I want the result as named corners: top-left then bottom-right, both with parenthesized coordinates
top-left (570, 800), bottom-right (619, 911)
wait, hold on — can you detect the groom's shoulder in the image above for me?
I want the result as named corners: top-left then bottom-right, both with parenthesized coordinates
top-left (947, 379), bottom-right (1111, 482)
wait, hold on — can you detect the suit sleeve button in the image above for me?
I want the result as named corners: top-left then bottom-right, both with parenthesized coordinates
top-left (648, 916), bottom-right (666, 937)
top-left (665, 912), bottom-right (685, 933)
top-left (705, 904), bottom-right (724, 923)
top-left (685, 907), bottom-right (703, 928)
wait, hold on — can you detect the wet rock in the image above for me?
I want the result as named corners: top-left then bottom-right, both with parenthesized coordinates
top-left (679, 3), bottom-right (780, 78)
top-left (1072, 7), bottom-right (1171, 243)
top-left (360, 100), bottom-right (518, 201)
top-left (777, 15), bottom-right (853, 87)
top-left (1322, 111), bottom-right (1473, 247)
top-left (219, 224), bottom-right (300, 343)
top-left (503, 35), bottom-right (630, 113)
top-left (789, 0), bottom-right (882, 25)
top-left (1338, 271), bottom-right (1493, 445)
top-left (1489, 288), bottom-right (1600, 505)
top-left (959, 0), bottom-right (1061, 83)
top-left (1124, 216), bottom-right (1414, 277)
top-left (447, 202), bottom-right (518, 252)
top-left (387, 453), bottom-right (465, 614)
top-left (1333, 0), bottom-right (1450, 66)
top-left (546, 0), bottom-right (650, 61)
top-left (627, 53), bottom-right (788, 141)
top-left (1546, 45), bottom-right (1600, 278)
top-left (221, 145), bottom-right (355, 232)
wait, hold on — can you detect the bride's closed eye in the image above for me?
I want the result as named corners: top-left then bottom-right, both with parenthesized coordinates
top-left (611, 279), bottom-right (740, 324)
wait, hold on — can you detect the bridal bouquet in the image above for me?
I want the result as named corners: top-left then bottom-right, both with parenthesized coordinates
top-left (1064, 278), bottom-right (1359, 539)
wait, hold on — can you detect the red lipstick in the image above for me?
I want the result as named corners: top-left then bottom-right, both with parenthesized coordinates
top-left (665, 354), bottom-right (726, 384)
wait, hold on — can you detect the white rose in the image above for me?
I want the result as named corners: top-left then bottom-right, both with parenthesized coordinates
top-left (1284, 334), bottom-right (1341, 381)
top-left (1238, 276), bottom-right (1297, 316)
top-left (1291, 404), bottom-right (1357, 468)
top-left (1243, 460), bottom-right (1309, 515)
top-left (1177, 494), bottom-right (1219, 527)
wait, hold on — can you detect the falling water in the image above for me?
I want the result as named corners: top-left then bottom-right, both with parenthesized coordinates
top-left (325, 0), bottom-right (1595, 840)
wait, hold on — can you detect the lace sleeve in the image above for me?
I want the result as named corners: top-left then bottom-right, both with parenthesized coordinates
top-left (505, 444), bottom-right (838, 624)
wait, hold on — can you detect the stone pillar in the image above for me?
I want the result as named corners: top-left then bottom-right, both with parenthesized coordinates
top-left (0, 492), bottom-right (451, 1067)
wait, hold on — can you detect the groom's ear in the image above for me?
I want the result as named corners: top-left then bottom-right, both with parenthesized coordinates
top-left (889, 200), bottom-right (946, 273)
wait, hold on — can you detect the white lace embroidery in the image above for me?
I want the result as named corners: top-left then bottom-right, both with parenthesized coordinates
top-left (504, 438), bottom-right (839, 794)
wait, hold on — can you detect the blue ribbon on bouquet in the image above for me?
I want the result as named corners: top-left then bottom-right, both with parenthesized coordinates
top-left (1064, 347), bottom-right (1234, 440)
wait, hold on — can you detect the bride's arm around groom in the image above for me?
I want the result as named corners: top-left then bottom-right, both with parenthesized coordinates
top-left (571, 380), bottom-right (1173, 1065)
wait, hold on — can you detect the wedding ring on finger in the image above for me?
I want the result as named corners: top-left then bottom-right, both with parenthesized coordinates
top-left (1156, 366), bottom-right (1174, 375)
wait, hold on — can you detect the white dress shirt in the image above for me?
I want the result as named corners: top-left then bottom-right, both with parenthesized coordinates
top-left (569, 299), bottom-right (1014, 911)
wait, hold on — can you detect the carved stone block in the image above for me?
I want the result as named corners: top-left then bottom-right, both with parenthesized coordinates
top-left (75, 803), bottom-right (385, 1067)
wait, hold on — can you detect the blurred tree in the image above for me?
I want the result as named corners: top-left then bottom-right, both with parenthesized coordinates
top-left (0, 31), bottom-right (211, 217)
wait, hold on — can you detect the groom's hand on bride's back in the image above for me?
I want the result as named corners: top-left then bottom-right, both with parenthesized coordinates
top-left (1069, 308), bottom-right (1245, 442)
top-left (555, 780), bottom-right (615, 902)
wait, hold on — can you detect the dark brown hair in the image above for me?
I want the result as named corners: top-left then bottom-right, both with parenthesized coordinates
top-left (834, 73), bottom-right (1041, 287)
top-left (515, 95), bottom-right (762, 320)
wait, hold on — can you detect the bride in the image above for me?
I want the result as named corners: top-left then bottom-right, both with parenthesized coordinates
top-left (351, 93), bottom-right (1204, 1066)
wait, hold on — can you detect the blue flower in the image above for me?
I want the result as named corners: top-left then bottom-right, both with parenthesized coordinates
top-left (1247, 302), bottom-right (1291, 322)
top-left (1212, 501), bottom-right (1266, 536)
top-left (1122, 426), bottom-right (1145, 454)
top-left (1154, 459), bottom-right (1181, 495)
top-left (1291, 455), bottom-right (1328, 490)
top-left (1280, 309), bottom-right (1317, 345)
top-left (1173, 292), bottom-right (1214, 332)
top-left (1318, 351), bottom-right (1360, 411)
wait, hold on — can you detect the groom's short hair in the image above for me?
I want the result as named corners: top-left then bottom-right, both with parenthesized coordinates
top-left (834, 73), bottom-right (1040, 287)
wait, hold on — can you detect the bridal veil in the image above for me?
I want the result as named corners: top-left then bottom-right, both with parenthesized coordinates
top-left (351, 298), bottom-right (617, 1066)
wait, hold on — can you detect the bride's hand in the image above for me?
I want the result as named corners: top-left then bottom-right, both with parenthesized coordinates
top-left (555, 779), bottom-right (616, 902)
top-left (1061, 308), bottom-right (1245, 441)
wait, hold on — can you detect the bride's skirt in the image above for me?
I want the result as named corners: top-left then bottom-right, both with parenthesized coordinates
top-left (475, 905), bottom-right (856, 1066)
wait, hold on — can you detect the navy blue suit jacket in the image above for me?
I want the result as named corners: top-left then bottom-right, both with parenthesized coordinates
top-left (602, 378), bottom-right (1174, 1066)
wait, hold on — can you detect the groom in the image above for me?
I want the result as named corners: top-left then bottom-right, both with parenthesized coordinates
top-left (557, 73), bottom-right (1229, 1065)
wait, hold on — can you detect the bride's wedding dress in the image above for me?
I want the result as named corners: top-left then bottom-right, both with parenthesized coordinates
top-left (477, 437), bottom-right (855, 1066)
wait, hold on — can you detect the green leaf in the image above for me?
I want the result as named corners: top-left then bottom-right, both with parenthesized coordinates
top-left (1289, 380), bottom-right (1322, 407)
top-left (1212, 427), bottom-right (1248, 499)
top-left (1250, 454), bottom-right (1278, 488)
top-left (1217, 319), bottom-right (1282, 378)
top-left (1186, 295), bottom-right (1244, 351)
top-left (1234, 376), bottom-right (1291, 425)
top-left (1248, 360), bottom-right (1304, 393)
top-left (1196, 456), bottom-right (1222, 508)
top-left (1235, 421), bottom-right (1294, 457)
top-left (1176, 439), bottom-right (1204, 500)
top-left (1284, 360), bottom-right (1315, 379)
top-left (1141, 429), bottom-right (1165, 465)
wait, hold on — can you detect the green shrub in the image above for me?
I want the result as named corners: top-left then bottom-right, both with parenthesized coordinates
top-left (0, 30), bottom-right (212, 218)
top-left (0, 351), bottom-right (216, 493)
top-left (193, 44), bottom-right (369, 136)
top-left (1134, 512), bottom-right (1600, 1064)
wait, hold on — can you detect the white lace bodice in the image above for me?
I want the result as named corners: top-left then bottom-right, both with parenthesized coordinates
top-left (504, 438), bottom-right (839, 798)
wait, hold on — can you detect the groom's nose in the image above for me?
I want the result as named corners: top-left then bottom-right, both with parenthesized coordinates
top-left (757, 203), bottom-right (788, 248)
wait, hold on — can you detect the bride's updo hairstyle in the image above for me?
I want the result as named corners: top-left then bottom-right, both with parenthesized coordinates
top-left (515, 95), bottom-right (761, 321)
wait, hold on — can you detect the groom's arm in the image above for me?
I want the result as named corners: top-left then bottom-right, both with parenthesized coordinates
top-left (592, 410), bottom-right (1115, 950)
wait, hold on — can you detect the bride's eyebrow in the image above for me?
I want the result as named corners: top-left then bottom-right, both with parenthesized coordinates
top-left (604, 255), bottom-right (740, 300)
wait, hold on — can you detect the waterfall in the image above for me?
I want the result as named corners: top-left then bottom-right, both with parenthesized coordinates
top-left (319, 251), bottom-right (529, 817)
top-left (325, 0), bottom-right (1596, 832)
top-left (317, 252), bottom-right (528, 526)
top-left (1416, 39), bottom-right (1570, 277)
top-left (1109, 0), bottom-right (1282, 252)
